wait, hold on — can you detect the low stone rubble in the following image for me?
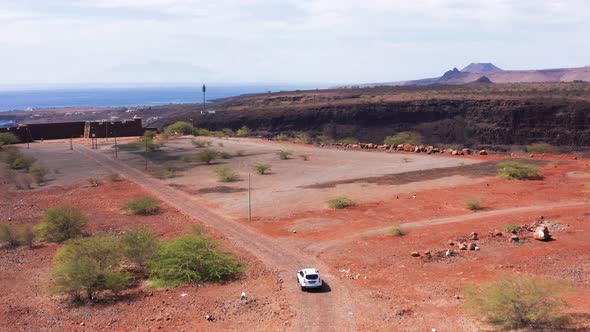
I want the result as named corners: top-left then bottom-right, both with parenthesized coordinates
top-left (328, 142), bottom-right (490, 156)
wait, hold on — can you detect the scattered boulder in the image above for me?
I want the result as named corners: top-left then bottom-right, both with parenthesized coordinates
top-left (493, 230), bottom-right (503, 237)
top-left (470, 232), bottom-right (478, 240)
top-left (462, 148), bottom-right (471, 155)
top-left (458, 242), bottom-right (468, 250)
top-left (445, 249), bottom-right (456, 257)
top-left (510, 235), bottom-right (520, 243)
top-left (533, 226), bottom-right (551, 241)
top-left (410, 251), bottom-right (421, 257)
top-left (206, 315), bottom-right (215, 321)
top-left (479, 150), bottom-right (488, 155)
top-left (467, 242), bottom-right (477, 250)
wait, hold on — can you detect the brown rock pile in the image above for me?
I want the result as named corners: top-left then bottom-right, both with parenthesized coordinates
top-left (331, 142), bottom-right (485, 156)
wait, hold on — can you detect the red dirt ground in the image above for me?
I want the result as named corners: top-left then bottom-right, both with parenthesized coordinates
top-left (0, 179), bottom-right (293, 332)
top-left (2, 142), bottom-right (590, 331)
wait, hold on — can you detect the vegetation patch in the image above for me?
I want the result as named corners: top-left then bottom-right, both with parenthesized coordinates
top-left (277, 150), bottom-right (291, 160)
top-left (148, 235), bottom-right (242, 287)
top-left (498, 161), bottom-right (543, 180)
top-left (293, 133), bottom-right (311, 144)
top-left (29, 165), bottom-right (49, 185)
top-left (275, 134), bottom-right (289, 141)
top-left (236, 126), bottom-right (249, 137)
top-left (193, 127), bottom-right (226, 137)
top-left (390, 225), bottom-right (406, 236)
top-left (464, 274), bottom-right (572, 330)
top-left (464, 196), bottom-right (484, 211)
top-left (327, 196), bottom-right (357, 209)
top-left (107, 172), bottom-right (125, 182)
top-left (191, 139), bottom-right (212, 148)
top-left (0, 224), bottom-right (35, 248)
top-left (384, 131), bottom-right (422, 146)
top-left (121, 228), bottom-right (160, 267)
top-left (123, 197), bottom-right (161, 216)
top-left (214, 166), bottom-right (239, 182)
top-left (198, 186), bottom-right (246, 194)
top-left (34, 206), bottom-right (87, 243)
top-left (52, 235), bottom-right (131, 302)
top-left (503, 223), bottom-right (521, 233)
top-left (196, 149), bottom-right (218, 164)
top-left (526, 142), bottom-right (554, 154)
top-left (0, 132), bottom-right (19, 148)
top-left (254, 164), bottom-right (272, 175)
top-left (336, 137), bottom-right (359, 144)
top-left (164, 121), bottom-right (193, 135)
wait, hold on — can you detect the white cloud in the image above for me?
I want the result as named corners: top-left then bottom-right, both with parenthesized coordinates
top-left (0, 0), bottom-right (589, 85)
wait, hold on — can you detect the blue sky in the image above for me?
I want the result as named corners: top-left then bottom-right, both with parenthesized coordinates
top-left (1, 0), bottom-right (589, 86)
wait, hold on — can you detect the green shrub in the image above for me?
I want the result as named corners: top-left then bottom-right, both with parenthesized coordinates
top-left (164, 121), bottom-right (193, 135)
top-left (275, 134), bottom-right (289, 141)
top-left (498, 161), bottom-right (542, 180)
top-left (52, 235), bottom-right (130, 301)
top-left (14, 174), bottom-right (34, 190)
top-left (148, 235), bottom-right (242, 287)
top-left (327, 196), bottom-right (357, 209)
top-left (87, 177), bottom-right (100, 187)
top-left (526, 142), bottom-right (554, 154)
top-left (214, 166), bottom-right (239, 182)
top-left (464, 274), bottom-right (572, 330)
top-left (156, 162), bottom-right (177, 179)
top-left (219, 152), bottom-right (233, 159)
top-left (123, 197), bottom-right (160, 215)
top-left (0, 224), bottom-right (20, 247)
top-left (336, 137), bottom-right (359, 144)
top-left (126, 136), bottom-right (161, 152)
top-left (107, 172), bottom-right (125, 182)
top-left (179, 155), bottom-right (192, 163)
top-left (29, 165), bottom-right (49, 185)
top-left (193, 127), bottom-right (226, 137)
top-left (191, 139), bottom-right (211, 148)
top-left (390, 225), bottom-right (406, 236)
top-left (221, 128), bottom-right (235, 137)
top-left (383, 131), bottom-right (422, 146)
top-left (121, 228), bottom-right (159, 267)
top-left (0, 132), bottom-right (19, 148)
top-left (34, 206), bottom-right (87, 243)
top-left (277, 150), bottom-right (291, 160)
top-left (254, 164), bottom-right (272, 175)
top-left (10, 155), bottom-right (36, 170)
top-left (196, 149), bottom-right (218, 164)
top-left (503, 224), bottom-right (520, 233)
top-left (236, 126), bottom-right (249, 137)
top-left (464, 196), bottom-right (484, 211)
top-left (293, 133), bottom-right (311, 144)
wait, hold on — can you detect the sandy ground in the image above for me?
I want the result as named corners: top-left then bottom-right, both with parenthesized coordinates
top-left (1, 137), bottom-right (590, 331)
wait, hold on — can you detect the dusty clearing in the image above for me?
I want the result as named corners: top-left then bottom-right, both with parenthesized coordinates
top-left (1, 137), bottom-right (590, 331)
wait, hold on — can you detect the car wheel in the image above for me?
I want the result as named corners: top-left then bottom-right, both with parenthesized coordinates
top-left (301, 286), bottom-right (305, 291)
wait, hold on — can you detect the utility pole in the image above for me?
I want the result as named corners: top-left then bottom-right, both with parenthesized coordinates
top-left (144, 137), bottom-right (148, 170)
top-left (202, 84), bottom-right (206, 115)
top-left (114, 133), bottom-right (118, 159)
top-left (70, 137), bottom-right (73, 150)
top-left (248, 173), bottom-right (252, 222)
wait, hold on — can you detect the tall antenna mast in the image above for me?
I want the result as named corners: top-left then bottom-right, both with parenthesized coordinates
top-left (202, 84), bottom-right (206, 114)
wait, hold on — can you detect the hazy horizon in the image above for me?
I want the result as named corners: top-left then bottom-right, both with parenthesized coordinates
top-left (2, 1), bottom-right (589, 86)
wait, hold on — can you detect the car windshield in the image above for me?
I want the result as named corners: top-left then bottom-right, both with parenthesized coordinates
top-left (306, 274), bottom-right (319, 280)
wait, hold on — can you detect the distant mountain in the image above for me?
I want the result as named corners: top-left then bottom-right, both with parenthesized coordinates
top-left (350, 63), bottom-right (590, 87)
top-left (461, 63), bottom-right (503, 73)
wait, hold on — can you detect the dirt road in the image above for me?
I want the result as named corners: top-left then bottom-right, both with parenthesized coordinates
top-left (307, 200), bottom-right (590, 253)
top-left (74, 144), bottom-right (355, 331)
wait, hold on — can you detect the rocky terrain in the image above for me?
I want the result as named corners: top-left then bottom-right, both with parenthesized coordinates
top-left (157, 82), bottom-right (590, 148)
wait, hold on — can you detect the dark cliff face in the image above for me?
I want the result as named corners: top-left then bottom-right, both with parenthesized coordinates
top-left (193, 98), bottom-right (590, 146)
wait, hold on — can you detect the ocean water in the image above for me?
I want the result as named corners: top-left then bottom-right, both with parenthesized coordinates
top-left (0, 85), bottom-right (321, 111)
top-left (0, 84), bottom-right (320, 125)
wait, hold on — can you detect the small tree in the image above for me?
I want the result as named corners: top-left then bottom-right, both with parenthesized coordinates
top-left (526, 142), bottom-right (554, 154)
top-left (236, 126), bottom-right (249, 137)
top-left (148, 235), bottom-right (242, 287)
top-left (384, 131), bottom-right (422, 146)
top-left (123, 197), bottom-right (160, 215)
top-left (0, 224), bottom-right (20, 248)
top-left (196, 149), bottom-right (218, 164)
top-left (275, 134), bottom-right (289, 141)
top-left (164, 121), bottom-right (193, 135)
top-left (464, 274), bottom-right (572, 330)
top-left (52, 236), bottom-right (130, 301)
top-left (121, 228), bottom-right (159, 267)
top-left (29, 165), bottom-right (49, 185)
top-left (0, 132), bottom-right (19, 148)
top-left (10, 155), bottom-right (36, 170)
top-left (254, 164), bottom-right (272, 175)
top-left (498, 162), bottom-right (542, 180)
top-left (464, 196), bottom-right (484, 211)
top-left (293, 133), bottom-right (311, 144)
top-left (327, 196), bottom-right (357, 209)
top-left (277, 150), bottom-right (291, 160)
top-left (214, 166), bottom-right (239, 182)
top-left (390, 225), bottom-right (406, 236)
top-left (34, 206), bottom-right (87, 243)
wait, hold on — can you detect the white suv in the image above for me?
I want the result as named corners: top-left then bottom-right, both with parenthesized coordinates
top-left (297, 268), bottom-right (323, 291)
